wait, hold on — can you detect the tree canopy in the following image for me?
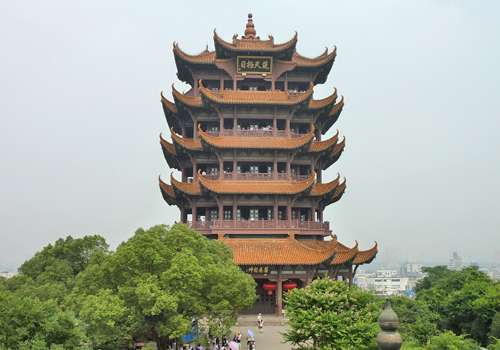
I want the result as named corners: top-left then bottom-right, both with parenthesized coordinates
top-left (68, 223), bottom-right (257, 350)
top-left (282, 277), bottom-right (380, 350)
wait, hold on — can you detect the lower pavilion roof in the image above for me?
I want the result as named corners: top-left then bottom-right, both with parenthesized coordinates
top-left (218, 232), bottom-right (377, 266)
top-left (199, 81), bottom-right (314, 106)
top-left (198, 171), bottom-right (316, 195)
top-left (160, 172), bottom-right (345, 202)
top-left (198, 125), bottom-right (315, 150)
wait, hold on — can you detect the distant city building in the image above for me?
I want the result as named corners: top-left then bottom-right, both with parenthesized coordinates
top-left (448, 252), bottom-right (463, 271)
top-left (0, 271), bottom-right (15, 279)
top-left (355, 267), bottom-right (410, 296)
top-left (402, 263), bottom-right (422, 275)
top-left (376, 268), bottom-right (398, 278)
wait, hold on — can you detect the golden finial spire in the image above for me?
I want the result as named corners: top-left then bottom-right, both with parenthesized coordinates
top-left (243, 13), bottom-right (259, 39)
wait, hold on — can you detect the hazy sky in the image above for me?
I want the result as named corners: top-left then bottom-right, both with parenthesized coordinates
top-left (1, 1), bottom-right (499, 269)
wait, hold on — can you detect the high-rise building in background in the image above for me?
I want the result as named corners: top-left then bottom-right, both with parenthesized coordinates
top-left (448, 252), bottom-right (463, 270)
top-left (158, 14), bottom-right (377, 315)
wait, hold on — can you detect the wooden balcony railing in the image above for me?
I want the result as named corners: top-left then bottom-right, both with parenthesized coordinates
top-left (187, 219), bottom-right (330, 231)
top-left (220, 129), bottom-right (306, 138)
top-left (188, 173), bottom-right (311, 182)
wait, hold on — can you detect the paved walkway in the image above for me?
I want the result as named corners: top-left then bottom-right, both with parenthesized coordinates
top-left (230, 314), bottom-right (291, 350)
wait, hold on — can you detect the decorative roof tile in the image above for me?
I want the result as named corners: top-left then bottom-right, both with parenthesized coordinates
top-left (292, 47), bottom-right (337, 67)
top-left (213, 30), bottom-right (298, 54)
top-left (159, 133), bottom-right (176, 155)
top-left (170, 128), bottom-right (202, 151)
top-left (310, 174), bottom-right (341, 196)
top-left (352, 242), bottom-right (378, 265)
top-left (161, 91), bottom-right (178, 113)
top-left (222, 238), bottom-right (337, 265)
top-left (329, 96), bottom-right (344, 116)
top-left (309, 130), bottom-right (339, 152)
top-left (199, 81), bottom-right (313, 106)
top-left (198, 170), bottom-right (315, 195)
top-left (198, 125), bottom-right (314, 150)
top-left (308, 88), bottom-right (337, 109)
top-left (173, 42), bottom-right (216, 64)
top-left (170, 173), bottom-right (202, 196)
top-left (330, 241), bottom-right (358, 265)
top-left (158, 176), bottom-right (177, 206)
top-left (172, 84), bottom-right (203, 107)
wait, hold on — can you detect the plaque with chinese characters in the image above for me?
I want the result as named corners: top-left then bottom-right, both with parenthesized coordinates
top-left (245, 266), bottom-right (270, 274)
top-left (237, 56), bottom-right (273, 74)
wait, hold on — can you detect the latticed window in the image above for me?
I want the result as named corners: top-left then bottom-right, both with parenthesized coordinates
top-left (250, 209), bottom-right (259, 220)
top-left (211, 210), bottom-right (218, 221)
top-left (250, 166), bottom-right (258, 173)
top-left (278, 210), bottom-right (283, 220)
top-left (292, 211), bottom-right (297, 220)
top-left (267, 166), bottom-right (272, 173)
top-left (301, 214), bottom-right (306, 222)
top-left (210, 167), bottom-right (218, 175)
top-left (237, 166), bottom-right (241, 173)
top-left (237, 209), bottom-right (241, 220)
top-left (267, 209), bottom-right (272, 219)
top-left (224, 210), bottom-right (231, 220)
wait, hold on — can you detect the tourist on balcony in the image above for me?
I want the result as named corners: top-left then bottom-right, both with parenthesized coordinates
top-left (202, 170), bottom-right (207, 176)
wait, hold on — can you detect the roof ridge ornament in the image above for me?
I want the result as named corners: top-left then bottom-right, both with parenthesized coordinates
top-left (242, 13), bottom-right (259, 40)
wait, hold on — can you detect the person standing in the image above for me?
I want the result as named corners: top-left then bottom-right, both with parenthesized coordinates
top-left (257, 313), bottom-right (264, 333)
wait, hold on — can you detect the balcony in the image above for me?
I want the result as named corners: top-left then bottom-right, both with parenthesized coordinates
top-left (188, 173), bottom-right (311, 182)
top-left (220, 129), bottom-right (305, 138)
top-left (186, 219), bottom-right (331, 236)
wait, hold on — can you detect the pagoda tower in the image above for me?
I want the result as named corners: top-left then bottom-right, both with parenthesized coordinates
top-left (159, 14), bottom-right (377, 315)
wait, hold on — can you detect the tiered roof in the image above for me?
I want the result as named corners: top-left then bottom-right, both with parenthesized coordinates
top-left (218, 233), bottom-right (377, 266)
top-left (213, 30), bottom-right (298, 60)
top-left (197, 125), bottom-right (314, 151)
top-left (198, 171), bottom-right (316, 195)
top-left (199, 81), bottom-right (314, 106)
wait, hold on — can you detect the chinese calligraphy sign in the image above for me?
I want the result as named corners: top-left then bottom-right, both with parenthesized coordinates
top-left (245, 266), bottom-right (270, 274)
top-left (237, 56), bottom-right (273, 74)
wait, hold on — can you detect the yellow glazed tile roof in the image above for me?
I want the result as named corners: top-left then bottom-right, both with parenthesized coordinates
top-left (214, 30), bottom-right (298, 53)
top-left (198, 125), bottom-right (314, 150)
top-left (309, 130), bottom-right (339, 152)
top-left (199, 81), bottom-right (313, 105)
top-left (222, 237), bottom-right (338, 265)
top-left (310, 174), bottom-right (341, 196)
top-left (292, 47), bottom-right (337, 67)
top-left (308, 88), bottom-right (337, 109)
top-left (172, 84), bottom-right (203, 107)
top-left (170, 128), bottom-right (202, 151)
top-left (352, 243), bottom-right (378, 264)
top-left (198, 170), bottom-right (315, 195)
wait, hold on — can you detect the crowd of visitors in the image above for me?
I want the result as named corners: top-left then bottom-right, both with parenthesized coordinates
top-left (177, 315), bottom-right (263, 350)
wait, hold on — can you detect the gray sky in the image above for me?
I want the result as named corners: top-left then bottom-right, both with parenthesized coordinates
top-left (1, 1), bottom-right (499, 269)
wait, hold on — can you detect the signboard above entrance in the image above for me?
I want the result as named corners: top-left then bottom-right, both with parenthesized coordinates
top-left (237, 56), bottom-right (273, 75)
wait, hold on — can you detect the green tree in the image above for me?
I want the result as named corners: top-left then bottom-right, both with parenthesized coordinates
top-left (415, 266), bottom-right (496, 346)
top-left (425, 331), bottom-right (480, 350)
top-left (0, 291), bottom-right (86, 350)
top-left (388, 296), bottom-right (439, 346)
top-left (19, 235), bottom-right (109, 279)
top-left (68, 223), bottom-right (257, 350)
top-left (282, 277), bottom-right (380, 350)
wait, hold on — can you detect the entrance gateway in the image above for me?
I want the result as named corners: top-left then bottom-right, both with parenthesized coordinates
top-left (158, 14), bottom-right (378, 316)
